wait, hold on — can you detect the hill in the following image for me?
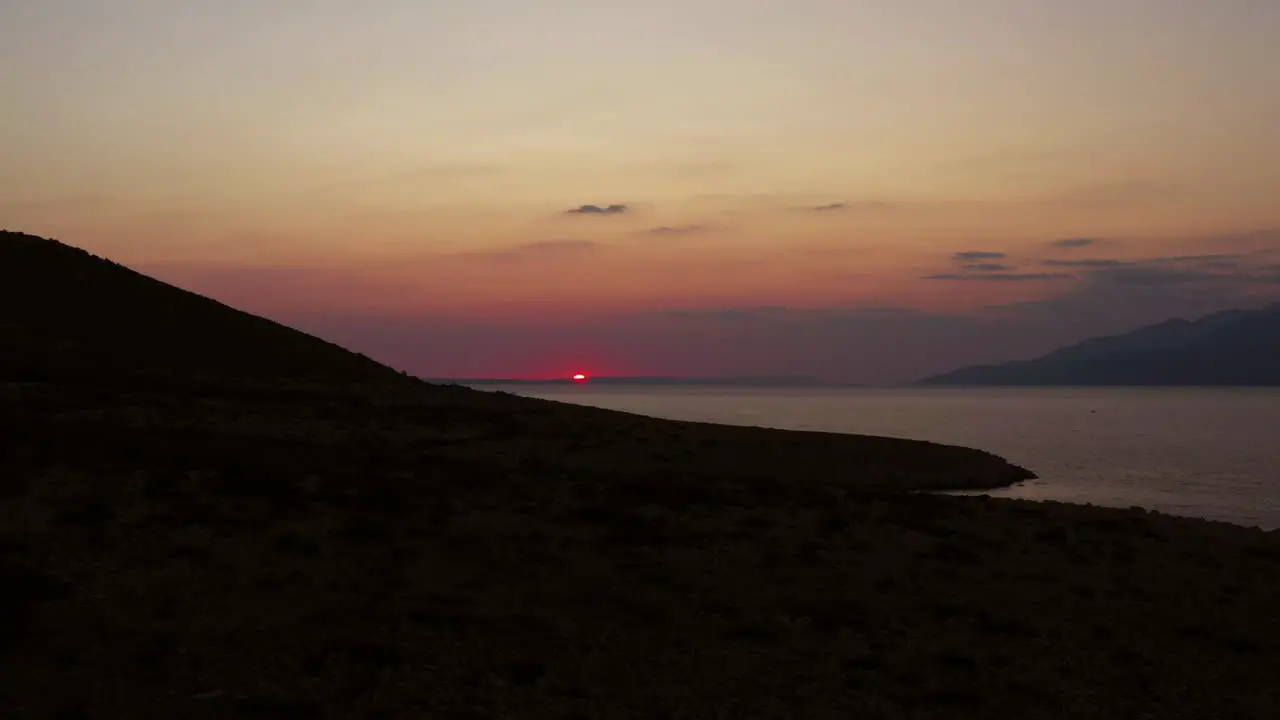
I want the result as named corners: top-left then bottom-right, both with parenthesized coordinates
top-left (920, 303), bottom-right (1280, 386)
top-left (5, 230), bottom-right (1280, 718)
top-left (0, 231), bottom-right (1025, 492)
top-left (0, 230), bottom-right (411, 386)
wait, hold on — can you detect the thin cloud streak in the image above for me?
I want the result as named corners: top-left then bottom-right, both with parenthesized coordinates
top-left (1050, 238), bottom-right (1097, 248)
top-left (953, 251), bottom-right (1007, 261)
top-left (566, 204), bottom-right (628, 215)
top-left (1042, 259), bottom-right (1130, 268)
top-left (646, 225), bottom-right (708, 235)
top-left (922, 272), bottom-right (1076, 282)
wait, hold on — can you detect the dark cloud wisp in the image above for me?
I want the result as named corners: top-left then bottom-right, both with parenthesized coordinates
top-left (810, 203), bottom-right (848, 212)
top-left (952, 251), bottom-right (1007, 261)
top-left (1151, 254), bottom-right (1243, 265)
top-left (515, 239), bottom-right (598, 254)
top-left (922, 272), bottom-right (1076, 282)
top-left (1042, 258), bottom-right (1130, 268)
top-left (1028, 250), bottom-right (1280, 290)
top-left (646, 225), bottom-right (707, 235)
top-left (919, 250), bottom-right (1048, 281)
top-left (566, 204), bottom-right (628, 215)
top-left (1050, 238), bottom-right (1097, 248)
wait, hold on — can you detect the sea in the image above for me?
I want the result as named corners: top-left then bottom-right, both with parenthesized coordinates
top-left (474, 385), bottom-right (1280, 530)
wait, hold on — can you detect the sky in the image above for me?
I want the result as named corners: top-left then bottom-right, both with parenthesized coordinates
top-left (3, 0), bottom-right (1279, 382)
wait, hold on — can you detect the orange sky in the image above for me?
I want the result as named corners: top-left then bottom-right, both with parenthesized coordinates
top-left (3, 1), bottom-right (1279, 380)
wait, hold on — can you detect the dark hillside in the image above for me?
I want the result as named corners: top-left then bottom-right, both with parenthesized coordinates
top-left (0, 230), bottom-right (410, 385)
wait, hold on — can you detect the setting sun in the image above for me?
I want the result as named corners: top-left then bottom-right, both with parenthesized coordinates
top-left (572, 373), bottom-right (587, 382)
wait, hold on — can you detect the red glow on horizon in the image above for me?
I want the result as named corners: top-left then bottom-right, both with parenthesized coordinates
top-left (572, 373), bottom-right (587, 382)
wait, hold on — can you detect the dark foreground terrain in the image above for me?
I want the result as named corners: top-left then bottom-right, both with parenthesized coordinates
top-left (4, 232), bottom-right (1280, 718)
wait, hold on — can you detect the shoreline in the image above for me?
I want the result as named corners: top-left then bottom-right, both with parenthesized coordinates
top-left (459, 391), bottom-right (1040, 493)
top-left (500, 386), bottom-right (1279, 531)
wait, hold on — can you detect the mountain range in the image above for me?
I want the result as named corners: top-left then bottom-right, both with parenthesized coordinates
top-left (920, 303), bottom-right (1280, 386)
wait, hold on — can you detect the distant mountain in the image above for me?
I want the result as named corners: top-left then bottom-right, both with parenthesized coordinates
top-left (919, 303), bottom-right (1280, 386)
top-left (0, 230), bottom-right (414, 386)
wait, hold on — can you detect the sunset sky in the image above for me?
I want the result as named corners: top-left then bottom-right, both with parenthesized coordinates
top-left (4, 1), bottom-right (1279, 381)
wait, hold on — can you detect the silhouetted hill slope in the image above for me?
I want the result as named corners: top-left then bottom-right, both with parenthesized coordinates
top-left (0, 229), bottom-right (1030, 491)
top-left (0, 230), bottom-right (411, 385)
top-left (920, 303), bottom-right (1280, 386)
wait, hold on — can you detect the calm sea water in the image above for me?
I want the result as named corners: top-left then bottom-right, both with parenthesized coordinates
top-left (480, 386), bottom-right (1280, 530)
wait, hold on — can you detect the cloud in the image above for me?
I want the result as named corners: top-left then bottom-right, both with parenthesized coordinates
top-left (1036, 252), bottom-right (1254, 277)
top-left (1089, 266), bottom-right (1218, 287)
top-left (566, 204), bottom-right (628, 215)
top-left (1050, 238), bottom-right (1097, 248)
top-left (514, 239), bottom-right (598, 254)
top-left (993, 248), bottom-right (1280, 329)
top-left (1042, 258), bottom-right (1131, 268)
top-left (810, 203), bottom-right (847, 212)
top-left (1150, 254), bottom-right (1243, 265)
top-left (1031, 252), bottom-right (1260, 288)
top-left (924, 250), bottom-right (1063, 281)
top-left (646, 225), bottom-right (707, 236)
top-left (952, 251), bottom-right (1007, 261)
top-left (922, 273), bottom-right (1076, 282)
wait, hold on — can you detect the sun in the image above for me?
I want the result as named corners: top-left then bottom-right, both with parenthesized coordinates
top-left (572, 373), bottom-right (587, 382)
